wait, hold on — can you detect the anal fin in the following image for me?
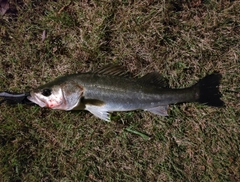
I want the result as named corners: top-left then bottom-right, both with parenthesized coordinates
top-left (144, 105), bottom-right (168, 116)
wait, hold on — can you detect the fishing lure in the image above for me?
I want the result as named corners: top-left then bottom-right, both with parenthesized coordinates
top-left (0, 91), bottom-right (33, 105)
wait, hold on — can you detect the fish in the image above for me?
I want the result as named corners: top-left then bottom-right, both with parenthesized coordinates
top-left (27, 65), bottom-right (224, 121)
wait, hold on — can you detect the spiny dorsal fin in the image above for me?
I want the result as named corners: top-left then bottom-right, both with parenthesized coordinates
top-left (93, 65), bottom-right (129, 77)
top-left (137, 72), bottom-right (169, 88)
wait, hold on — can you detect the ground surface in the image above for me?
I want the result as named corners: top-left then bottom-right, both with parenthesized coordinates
top-left (0, 0), bottom-right (239, 181)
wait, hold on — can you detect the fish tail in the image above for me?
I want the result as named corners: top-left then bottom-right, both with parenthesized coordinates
top-left (194, 72), bottom-right (224, 107)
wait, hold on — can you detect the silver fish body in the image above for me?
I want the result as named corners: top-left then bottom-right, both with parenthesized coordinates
top-left (28, 66), bottom-right (224, 121)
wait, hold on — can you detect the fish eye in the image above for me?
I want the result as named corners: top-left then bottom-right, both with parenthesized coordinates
top-left (42, 89), bottom-right (52, 97)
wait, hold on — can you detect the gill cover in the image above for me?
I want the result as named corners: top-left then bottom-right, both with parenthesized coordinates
top-left (60, 81), bottom-right (84, 110)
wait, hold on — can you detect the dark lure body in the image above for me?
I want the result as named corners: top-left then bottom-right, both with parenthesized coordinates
top-left (0, 91), bottom-right (32, 105)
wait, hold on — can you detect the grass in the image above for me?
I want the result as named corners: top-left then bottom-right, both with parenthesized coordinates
top-left (0, 0), bottom-right (239, 181)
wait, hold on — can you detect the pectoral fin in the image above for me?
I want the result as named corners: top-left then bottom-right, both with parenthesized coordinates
top-left (144, 105), bottom-right (169, 116)
top-left (85, 105), bottom-right (110, 122)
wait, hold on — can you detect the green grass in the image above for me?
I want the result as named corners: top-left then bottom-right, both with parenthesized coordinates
top-left (0, 0), bottom-right (239, 181)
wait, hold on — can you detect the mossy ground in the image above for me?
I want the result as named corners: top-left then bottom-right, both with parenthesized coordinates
top-left (0, 0), bottom-right (239, 181)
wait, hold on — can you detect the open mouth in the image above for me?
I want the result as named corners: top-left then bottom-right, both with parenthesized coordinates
top-left (27, 94), bottom-right (47, 108)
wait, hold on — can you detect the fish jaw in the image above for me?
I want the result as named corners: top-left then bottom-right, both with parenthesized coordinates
top-left (27, 93), bottom-right (47, 107)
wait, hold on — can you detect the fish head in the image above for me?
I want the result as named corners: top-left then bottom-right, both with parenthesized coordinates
top-left (28, 85), bottom-right (64, 109)
top-left (27, 80), bottom-right (83, 110)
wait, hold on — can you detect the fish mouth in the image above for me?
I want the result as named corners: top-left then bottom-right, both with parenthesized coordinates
top-left (27, 93), bottom-right (47, 108)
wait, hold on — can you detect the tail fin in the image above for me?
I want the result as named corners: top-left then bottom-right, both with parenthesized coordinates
top-left (195, 73), bottom-right (224, 107)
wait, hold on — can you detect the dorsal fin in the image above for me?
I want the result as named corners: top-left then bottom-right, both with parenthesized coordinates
top-left (137, 72), bottom-right (169, 88)
top-left (93, 65), bottom-right (129, 77)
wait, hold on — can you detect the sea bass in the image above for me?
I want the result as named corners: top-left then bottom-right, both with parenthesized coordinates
top-left (27, 65), bottom-right (224, 121)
